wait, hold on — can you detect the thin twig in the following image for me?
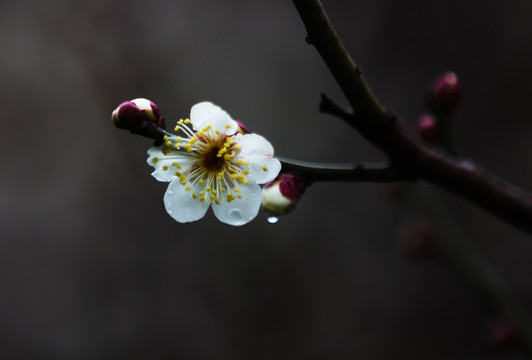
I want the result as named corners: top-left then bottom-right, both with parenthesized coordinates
top-left (278, 157), bottom-right (403, 183)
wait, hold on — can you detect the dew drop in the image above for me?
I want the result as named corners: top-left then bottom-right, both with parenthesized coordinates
top-left (267, 216), bottom-right (279, 224)
top-left (229, 209), bottom-right (242, 221)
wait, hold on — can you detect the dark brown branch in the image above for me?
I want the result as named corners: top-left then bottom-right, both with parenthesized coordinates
top-left (320, 94), bottom-right (532, 235)
top-left (293, 0), bottom-right (532, 236)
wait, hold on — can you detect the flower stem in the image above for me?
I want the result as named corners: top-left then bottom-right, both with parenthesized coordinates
top-left (277, 157), bottom-right (403, 184)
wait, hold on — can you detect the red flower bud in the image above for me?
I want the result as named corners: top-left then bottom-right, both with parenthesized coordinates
top-left (427, 71), bottom-right (463, 114)
top-left (262, 174), bottom-right (307, 216)
top-left (398, 217), bottom-right (437, 261)
top-left (112, 98), bottom-right (165, 137)
top-left (484, 316), bottom-right (519, 350)
top-left (416, 113), bottom-right (441, 143)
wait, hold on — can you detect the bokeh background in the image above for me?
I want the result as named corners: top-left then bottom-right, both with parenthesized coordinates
top-left (2, 0), bottom-right (532, 359)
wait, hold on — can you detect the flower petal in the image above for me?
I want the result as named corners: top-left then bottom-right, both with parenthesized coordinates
top-left (247, 157), bottom-right (281, 184)
top-left (147, 147), bottom-right (190, 182)
top-left (164, 179), bottom-right (210, 223)
top-left (212, 181), bottom-right (262, 226)
top-left (190, 102), bottom-right (238, 134)
top-left (235, 133), bottom-right (281, 184)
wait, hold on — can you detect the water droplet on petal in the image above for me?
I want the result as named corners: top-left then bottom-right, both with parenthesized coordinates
top-left (229, 209), bottom-right (242, 221)
top-left (267, 216), bottom-right (279, 224)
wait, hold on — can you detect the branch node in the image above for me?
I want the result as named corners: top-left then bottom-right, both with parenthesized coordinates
top-left (319, 93), bottom-right (354, 120)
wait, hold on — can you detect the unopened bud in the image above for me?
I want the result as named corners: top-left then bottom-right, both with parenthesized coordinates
top-left (398, 217), bottom-right (437, 260)
top-left (112, 98), bottom-right (165, 137)
top-left (427, 71), bottom-right (463, 114)
top-left (416, 113), bottom-right (441, 143)
top-left (261, 174), bottom-right (307, 216)
top-left (484, 316), bottom-right (519, 350)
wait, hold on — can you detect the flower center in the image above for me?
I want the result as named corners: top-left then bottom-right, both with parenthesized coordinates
top-left (201, 144), bottom-right (226, 172)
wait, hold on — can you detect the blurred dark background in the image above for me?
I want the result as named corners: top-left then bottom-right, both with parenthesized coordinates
top-left (1, 0), bottom-right (532, 359)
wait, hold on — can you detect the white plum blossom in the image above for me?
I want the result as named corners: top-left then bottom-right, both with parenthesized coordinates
top-left (147, 102), bottom-right (281, 226)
